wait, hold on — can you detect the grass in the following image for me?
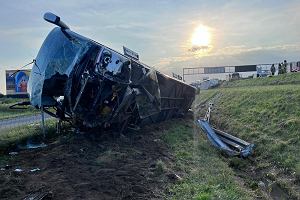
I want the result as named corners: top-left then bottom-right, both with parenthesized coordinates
top-left (0, 117), bottom-right (253, 199)
top-left (196, 73), bottom-right (300, 198)
top-left (222, 72), bottom-right (300, 88)
top-left (0, 97), bottom-right (27, 104)
top-left (155, 159), bottom-right (167, 175)
top-left (162, 119), bottom-right (253, 200)
top-left (0, 97), bottom-right (37, 120)
top-left (201, 85), bottom-right (300, 172)
top-left (95, 150), bottom-right (126, 166)
top-left (194, 89), bottom-right (219, 106)
top-left (0, 119), bottom-right (57, 153)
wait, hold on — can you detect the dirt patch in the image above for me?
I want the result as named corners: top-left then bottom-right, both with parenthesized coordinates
top-left (0, 122), bottom-right (177, 200)
top-left (221, 135), bottom-right (300, 200)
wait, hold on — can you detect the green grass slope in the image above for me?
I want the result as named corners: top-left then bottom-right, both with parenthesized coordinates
top-left (162, 119), bottom-right (252, 199)
top-left (197, 74), bottom-right (300, 198)
top-left (222, 73), bottom-right (300, 88)
top-left (209, 85), bottom-right (300, 171)
top-left (0, 98), bottom-right (37, 120)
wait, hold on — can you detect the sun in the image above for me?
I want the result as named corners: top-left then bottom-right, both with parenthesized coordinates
top-left (191, 25), bottom-right (211, 47)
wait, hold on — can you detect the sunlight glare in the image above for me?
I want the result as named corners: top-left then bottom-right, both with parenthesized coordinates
top-left (191, 25), bottom-right (211, 47)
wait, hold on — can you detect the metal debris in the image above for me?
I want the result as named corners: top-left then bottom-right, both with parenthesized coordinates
top-left (167, 173), bottom-right (183, 181)
top-left (23, 190), bottom-right (52, 200)
top-left (1, 166), bottom-right (41, 173)
top-left (30, 168), bottom-right (41, 172)
top-left (18, 139), bottom-right (47, 150)
top-left (212, 127), bottom-right (254, 157)
top-left (197, 103), bottom-right (254, 158)
top-left (25, 142), bottom-right (47, 149)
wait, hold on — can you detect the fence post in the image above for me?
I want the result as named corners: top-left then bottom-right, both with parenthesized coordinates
top-left (41, 106), bottom-right (46, 138)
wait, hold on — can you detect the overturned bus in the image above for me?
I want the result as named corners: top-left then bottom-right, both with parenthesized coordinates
top-left (27, 12), bottom-right (196, 132)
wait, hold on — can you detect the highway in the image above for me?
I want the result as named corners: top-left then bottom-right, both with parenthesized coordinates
top-left (0, 114), bottom-right (52, 131)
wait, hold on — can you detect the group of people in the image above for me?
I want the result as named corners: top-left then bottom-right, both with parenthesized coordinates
top-left (270, 60), bottom-right (288, 75)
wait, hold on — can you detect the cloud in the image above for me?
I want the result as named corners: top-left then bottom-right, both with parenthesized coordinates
top-left (1, 0), bottom-right (300, 93)
top-left (189, 45), bottom-right (210, 52)
top-left (155, 43), bottom-right (300, 78)
top-left (214, 44), bottom-right (300, 56)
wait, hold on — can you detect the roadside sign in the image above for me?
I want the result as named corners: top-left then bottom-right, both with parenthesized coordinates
top-left (123, 46), bottom-right (139, 60)
top-left (6, 70), bottom-right (31, 95)
top-left (172, 72), bottom-right (183, 80)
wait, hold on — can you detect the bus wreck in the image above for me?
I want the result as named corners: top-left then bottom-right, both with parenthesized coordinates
top-left (27, 12), bottom-right (196, 132)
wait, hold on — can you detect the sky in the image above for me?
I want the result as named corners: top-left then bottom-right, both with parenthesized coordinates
top-left (1, 0), bottom-right (300, 94)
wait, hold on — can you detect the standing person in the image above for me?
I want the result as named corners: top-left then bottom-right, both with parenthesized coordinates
top-left (278, 63), bottom-right (282, 74)
top-left (271, 64), bottom-right (276, 76)
top-left (283, 60), bottom-right (287, 73)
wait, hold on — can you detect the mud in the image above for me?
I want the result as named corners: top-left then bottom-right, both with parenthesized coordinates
top-left (233, 156), bottom-right (300, 200)
top-left (0, 122), bottom-right (177, 200)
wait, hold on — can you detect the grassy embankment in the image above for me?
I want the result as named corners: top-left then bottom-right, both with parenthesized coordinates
top-left (213, 73), bottom-right (300, 172)
top-left (222, 72), bottom-right (300, 88)
top-left (0, 98), bottom-right (37, 120)
top-left (161, 119), bottom-right (253, 199)
top-left (0, 120), bottom-right (57, 153)
top-left (197, 73), bottom-right (300, 198)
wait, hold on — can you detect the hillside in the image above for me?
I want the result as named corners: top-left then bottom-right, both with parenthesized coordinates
top-left (222, 73), bottom-right (300, 88)
top-left (196, 73), bottom-right (300, 198)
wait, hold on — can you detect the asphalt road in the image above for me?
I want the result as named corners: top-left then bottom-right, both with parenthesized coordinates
top-left (0, 114), bottom-right (52, 131)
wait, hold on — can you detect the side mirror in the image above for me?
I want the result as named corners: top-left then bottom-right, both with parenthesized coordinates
top-left (43, 12), bottom-right (70, 29)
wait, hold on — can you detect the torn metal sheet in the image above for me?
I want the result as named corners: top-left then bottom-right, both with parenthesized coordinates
top-left (197, 119), bottom-right (254, 157)
top-left (9, 152), bottom-right (19, 155)
top-left (212, 128), bottom-right (251, 147)
top-left (30, 168), bottom-right (41, 172)
top-left (18, 141), bottom-right (47, 150)
top-left (14, 168), bottom-right (23, 172)
top-left (23, 189), bottom-right (52, 200)
top-left (197, 119), bottom-right (239, 156)
top-left (26, 12), bottom-right (196, 133)
top-left (197, 103), bottom-right (254, 158)
top-left (212, 127), bottom-right (254, 157)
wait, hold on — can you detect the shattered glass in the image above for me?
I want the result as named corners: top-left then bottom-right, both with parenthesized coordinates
top-left (28, 27), bottom-right (92, 107)
top-left (97, 48), bottom-right (131, 84)
top-left (135, 69), bottom-right (161, 118)
top-left (27, 19), bottom-right (196, 130)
